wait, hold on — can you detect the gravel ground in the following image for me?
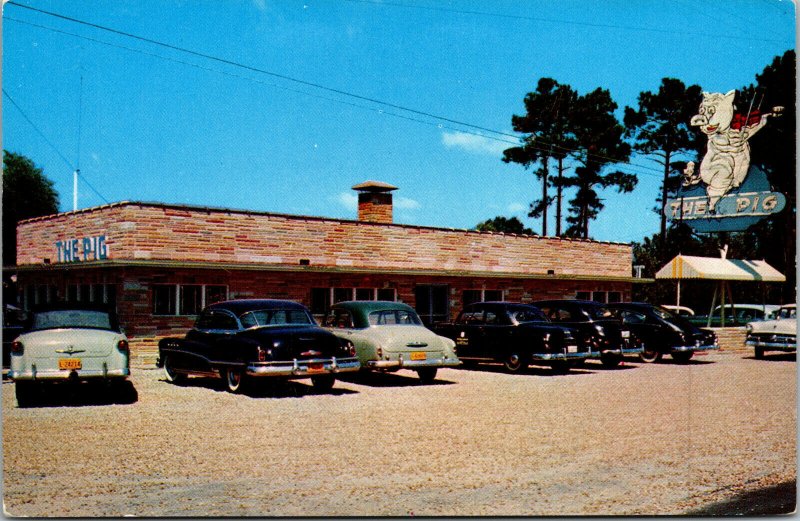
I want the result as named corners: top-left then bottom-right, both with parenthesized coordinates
top-left (2, 351), bottom-right (796, 517)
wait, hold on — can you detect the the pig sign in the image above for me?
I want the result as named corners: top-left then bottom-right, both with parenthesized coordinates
top-left (665, 90), bottom-right (785, 233)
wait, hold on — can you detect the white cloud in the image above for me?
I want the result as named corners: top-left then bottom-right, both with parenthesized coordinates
top-left (507, 202), bottom-right (526, 213)
top-left (395, 196), bottom-right (421, 210)
top-left (441, 131), bottom-right (509, 156)
top-left (336, 192), bottom-right (358, 211)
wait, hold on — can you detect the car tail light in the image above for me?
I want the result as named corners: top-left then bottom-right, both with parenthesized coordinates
top-left (11, 340), bottom-right (23, 355)
top-left (117, 339), bottom-right (129, 353)
top-left (345, 341), bottom-right (356, 357)
top-left (257, 345), bottom-right (266, 362)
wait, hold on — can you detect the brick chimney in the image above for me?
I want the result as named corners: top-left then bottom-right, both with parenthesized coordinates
top-left (352, 180), bottom-right (398, 224)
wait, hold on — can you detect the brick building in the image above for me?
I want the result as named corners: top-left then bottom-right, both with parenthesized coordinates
top-left (14, 182), bottom-right (637, 362)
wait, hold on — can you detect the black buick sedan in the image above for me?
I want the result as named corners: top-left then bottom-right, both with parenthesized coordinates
top-left (607, 302), bottom-right (718, 363)
top-left (157, 299), bottom-right (360, 392)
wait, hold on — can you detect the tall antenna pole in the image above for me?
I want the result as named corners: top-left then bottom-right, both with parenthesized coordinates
top-left (74, 75), bottom-right (83, 211)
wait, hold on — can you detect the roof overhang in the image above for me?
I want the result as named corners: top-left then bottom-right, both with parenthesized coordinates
top-left (13, 259), bottom-right (646, 283)
top-left (655, 255), bottom-right (786, 282)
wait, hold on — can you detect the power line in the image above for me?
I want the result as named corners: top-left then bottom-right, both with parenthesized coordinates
top-left (341, 0), bottom-right (788, 45)
top-left (3, 88), bottom-right (110, 205)
top-left (6, 3), bottom-right (668, 178)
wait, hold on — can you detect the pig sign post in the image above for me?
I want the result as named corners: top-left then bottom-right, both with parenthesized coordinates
top-left (665, 90), bottom-right (786, 233)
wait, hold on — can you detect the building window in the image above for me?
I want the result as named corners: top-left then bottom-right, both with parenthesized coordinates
top-left (355, 288), bottom-right (374, 301)
top-left (153, 284), bottom-right (227, 316)
top-left (153, 285), bottom-right (177, 316)
top-left (463, 289), bottom-right (504, 306)
top-left (180, 285), bottom-right (203, 315)
top-left (333, 288), bottom-right (353, 304)
top-left (205, 285), bottom-right (228, 305)
top-left (310, 288), bottom-right (331, 316)
top-left (377, 288), bottom-right (396, 301)
top-left (592, 291), bottom-right (608, 303)
top-left (607, 291), bottom-right (622, 303)
top-left (415, 285), bottom-right (449, 326)
top-left (576, 291), bottom-right (591, 301)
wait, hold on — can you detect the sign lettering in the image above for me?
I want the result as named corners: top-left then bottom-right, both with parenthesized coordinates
top-left (54, 235), bottom-right (108, 263)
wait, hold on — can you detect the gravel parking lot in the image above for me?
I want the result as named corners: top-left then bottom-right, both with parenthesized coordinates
top-left (3, 351), bottom-right (796, 516)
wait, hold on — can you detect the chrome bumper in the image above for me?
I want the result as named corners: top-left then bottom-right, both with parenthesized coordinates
top-left (745, 338), bottom-right (797, 350)
top-left (671, 344), bottom-right (720, 353)
top-left (603, 346), bottom-right (645, 356)
top-left (366, 357), bottom-right (461, 369)
top-left (10, 367), bottom-right (130, 381)
top-left (245, 357), bottom-right (360, 377)
top-left (531, 350), bottom-right (600, 361)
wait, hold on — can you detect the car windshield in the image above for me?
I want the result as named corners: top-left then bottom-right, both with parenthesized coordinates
top-left (653, 306), bottom-right (696, 329)
top-left (30, 310), bottom-right (113, 331)
top-left (587, 305), bottom-right (613, 319)
top-left (368, 309), bottom-right (422, 326)
top-left (239, 309), bottom-right (314, 328)
top-left (510, 308), bottom-right (548, 323)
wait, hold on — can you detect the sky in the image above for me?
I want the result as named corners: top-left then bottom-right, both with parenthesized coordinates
top-left (2, 0), bottom-right (796, 244)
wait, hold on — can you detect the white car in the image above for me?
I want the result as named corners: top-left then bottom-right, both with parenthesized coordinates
top-left (745, 304), bottom-right (796, 359)
top-left (661, 305), bottom-right (695, 317)
top-left (9, 304), bottom-right (133, 407)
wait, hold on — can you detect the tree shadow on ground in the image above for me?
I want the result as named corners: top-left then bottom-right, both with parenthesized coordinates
top-left (16, 380), bottom-right (138, 408)
top-left (163, 375), bottom-right (359, 398)
top-left (686, 480), bottom-right (796, 516)
top-left (337, 370), bottom-right (456, 388)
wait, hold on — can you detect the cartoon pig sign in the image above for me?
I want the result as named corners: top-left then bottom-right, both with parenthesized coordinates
top-left (690, 90), bottom-right (782, 212)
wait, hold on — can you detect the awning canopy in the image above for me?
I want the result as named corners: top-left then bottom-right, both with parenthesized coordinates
top-left (655, 255), bottom-right (786, 282)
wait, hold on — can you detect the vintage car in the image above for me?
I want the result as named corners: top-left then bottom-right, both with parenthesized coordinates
top-left (690, 304), bottom-right (780, 327)
top-left (323, 301), bottom-right (460, 382)
top-left (745, 304), bottom-right (796, 359)
top-left (532, 299), bottom-right (642, 367)
top-left (3, 304), bottom-right (26, 374)
top-left (661, 305), bottom-right (695, 317)
top-left (607, 302), bottom-right (718, 363)
top-left (157, 299), bottom-right (360, 393)
top-left (9, 304), bottom-right (131, 407)
top-left (432, 301), bottom-right (593, 373)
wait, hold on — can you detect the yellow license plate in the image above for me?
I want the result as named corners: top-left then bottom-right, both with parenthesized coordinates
top-left (410, 352), bottom-right (426, 361)
top-left (307, 362), bottom-right (324, 373)
top-left (58, 358), bottom-right (82, 370)
top-left (456, 337), bottom-right (469, 346)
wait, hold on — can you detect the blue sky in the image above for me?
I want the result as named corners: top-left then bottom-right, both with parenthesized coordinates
top-left (2, 0), bottom-right (795, 243)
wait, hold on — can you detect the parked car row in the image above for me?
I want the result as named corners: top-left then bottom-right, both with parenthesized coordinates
top-left (7, 297), bottom-right (792, 408)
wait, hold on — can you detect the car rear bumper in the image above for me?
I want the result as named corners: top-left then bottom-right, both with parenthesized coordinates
top-left (245, 357), bottom-right (360, 377)
top-left (604, 346), bottom-right (645, 356)
top-left (366, 357), bottom-right (461, 369)
top-left (531, 350), bottom-right (599, 361)
top-left (10, 366), bottom-right (129, 381)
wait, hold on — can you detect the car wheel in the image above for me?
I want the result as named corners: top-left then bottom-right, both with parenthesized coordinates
top-left (672, 351), bottom-right (694, 363)
top-left (754, 347), bottom-right (765, 359)
top-left (15, 381), bottom-right (39, 408)
top-left (224, 367), bottom-right (245, 393)
top-left (503, 353), bottom-right (526, 373)
top-left (163, 355), bottom-right (186, 385)
top-left (600, 353), bottom-right (622, 368)
top-left (550, 361), bottom-right (571, 374)
top-left (416, 367), bottom-right (438, 384)
top-left (639, 347), bottom-right (662, 363)
top-left (311, 375), bottom-right (335, 392)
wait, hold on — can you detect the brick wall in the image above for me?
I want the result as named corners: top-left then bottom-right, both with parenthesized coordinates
top-left (17, 202), bottom-right (633, 279)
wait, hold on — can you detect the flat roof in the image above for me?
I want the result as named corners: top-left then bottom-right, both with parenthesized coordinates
top-left (18, 200), bottom-right (631, 247)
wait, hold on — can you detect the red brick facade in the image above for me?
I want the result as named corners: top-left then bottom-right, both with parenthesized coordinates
top-left (15, 201), bottom-right (636, 363)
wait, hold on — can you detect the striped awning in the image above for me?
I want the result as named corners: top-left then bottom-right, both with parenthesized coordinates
top-left (655, 255), bottom-right (786, 282)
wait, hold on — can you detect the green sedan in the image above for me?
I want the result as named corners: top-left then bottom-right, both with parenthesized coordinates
top-left (323, 301), bottom-right (460, 383)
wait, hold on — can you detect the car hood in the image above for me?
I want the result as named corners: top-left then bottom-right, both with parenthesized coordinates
top-left (18, 328), bottom-right (124, 358)
top-left (748, 318), bottom-right (797, 335)
top-left (356, 325), bottom-right (451, 352)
